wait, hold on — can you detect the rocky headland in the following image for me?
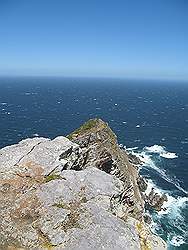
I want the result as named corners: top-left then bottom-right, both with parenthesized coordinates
top-left (0, 119), bottom-right (167, 249)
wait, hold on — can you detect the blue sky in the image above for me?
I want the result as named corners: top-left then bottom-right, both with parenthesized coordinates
top-left (0, 0), bottom-right (188, 80)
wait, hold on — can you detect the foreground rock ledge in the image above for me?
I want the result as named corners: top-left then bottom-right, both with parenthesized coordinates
top-left (0, 119), bottom-right (166, 250)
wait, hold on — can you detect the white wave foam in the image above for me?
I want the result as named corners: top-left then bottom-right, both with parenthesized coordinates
top-left (125, 146), bottom-right (138, 151)
top-left (144, 145), bottom-right (178, 159)
top-left (159, 193), bottom-right (188, 216)
top-left (129, 149), bottom-right (188, 195)
top-left (134, 139), bottom-right (141, 142)
top-left (181, 140), bottom-right (188, 144)
top-left (145, 179), bottom-right (188, 246)
top-left (145, 145), bottom-right (164, 154)
top-left (145, 179), bottom-right (164, 197)
top-left (132, 151), bottom-right (167, 177)
top-left (125, 145), bottom-right (188, 247)
top-left (160, 152), bottom-right (178, 159)
top-left (32, 133), bottom-right (39, 137)
top-left (144, 180), bottom-right (188, 222)
top-left (170, 236), bottom-right (185, 247)
top-left (145, 180), bottom-right (188, 247)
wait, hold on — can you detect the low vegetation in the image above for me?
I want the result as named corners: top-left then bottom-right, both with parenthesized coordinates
top-left (44, 174), bottom-right (63, 183)
top-left (67, 118), bottom-right (99, 139)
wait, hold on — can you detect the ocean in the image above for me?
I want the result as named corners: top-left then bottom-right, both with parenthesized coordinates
top-left (0, 77), bottom-right (188, 249)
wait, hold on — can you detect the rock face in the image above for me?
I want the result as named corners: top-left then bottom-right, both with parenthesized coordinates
top-left (146, 188), bottom-right (168, 212)
top-left (68, 119), bottom-right (144, 220)
top-left (0, 119), bottom-right (167, 249)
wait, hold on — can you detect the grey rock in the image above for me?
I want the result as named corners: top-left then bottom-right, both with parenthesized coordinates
top-left (62, 202), bottom-right (140, 250)
top-left (147, 188), bottom-right (168, 211)
top-left (128, 153), bottom-right (142, 166)
top-left (67, 119), bottom-right (145, 219)
top-left (137, 176), bottom-right (148, 192)
top-left (144, 214), bottom-right (152, 224)
top-left (37, 168), bottom-right (140, 249)
top-left (38, 167), bottom-right (123, 206)
top-left (0, 137), bottom-right (49, 179)
top-left (0, 119), bottom-right (167, 249)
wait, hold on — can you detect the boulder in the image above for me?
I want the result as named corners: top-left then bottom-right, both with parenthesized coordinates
top-left (147, 189), bottom-right (168, 211)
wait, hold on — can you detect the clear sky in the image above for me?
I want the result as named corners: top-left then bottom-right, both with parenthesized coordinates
top-left (0, 0), bottom-right (188, 80)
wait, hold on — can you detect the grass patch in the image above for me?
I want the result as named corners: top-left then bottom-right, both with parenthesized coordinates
top-left (43, 241), bottom-right (54, 249)
top-left (44, 174), bottom-right (63, 183)
top-left (67, 118), bottom-right (99, 139)
top-left (53, 202), bottom-right (69, 209)
top-left (136, 222), bottom-right (151, 250)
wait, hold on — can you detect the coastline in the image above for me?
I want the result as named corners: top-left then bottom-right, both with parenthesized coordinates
top-left (0, 118), bottom-right (167, 249)
top-left (125, 144), bottom-right (188, 248)
top-left (68, 118), bottom-right (167, 248)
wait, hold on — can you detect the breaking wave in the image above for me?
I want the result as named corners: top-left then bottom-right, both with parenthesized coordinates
top-left (125, 145), bottom-right (188, 248)
top-left (145, 179), bottom-right (188, 214)
top-left (170, 236), bottom-right (186, 247)
top-left (144, 179), bottom-right (188, 247)
top-left (126, 146), bottom-right (187, 195)
top-left (144, 145), bottom-right (178, 159)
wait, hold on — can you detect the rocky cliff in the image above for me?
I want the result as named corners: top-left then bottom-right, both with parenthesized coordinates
top-left (0, 119), bottom-right (166, 250)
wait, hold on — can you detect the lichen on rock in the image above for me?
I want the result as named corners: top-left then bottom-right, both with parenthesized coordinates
top-left (0, 119), bottom-right (167, 249)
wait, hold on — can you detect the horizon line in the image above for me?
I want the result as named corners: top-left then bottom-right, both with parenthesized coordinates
top-left (0, 74), bottom-right (188, 83)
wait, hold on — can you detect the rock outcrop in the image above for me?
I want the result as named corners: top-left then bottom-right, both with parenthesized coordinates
top-left (146, 188), bottom-right (168, 212)
top-left (68, 119), bottom-right (145, 219)
top-left (0, 119), bottom-right (167, 249)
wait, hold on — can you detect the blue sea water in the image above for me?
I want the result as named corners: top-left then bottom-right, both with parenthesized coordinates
top-left (0, 77), bottom-right (188, 249)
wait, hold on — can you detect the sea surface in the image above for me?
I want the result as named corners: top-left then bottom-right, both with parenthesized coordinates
top-left (0, 77), bottom-right (188, 249)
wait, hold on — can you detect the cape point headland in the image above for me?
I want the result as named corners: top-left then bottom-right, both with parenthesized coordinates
top-left (0, 119), bottom-right (167, 249)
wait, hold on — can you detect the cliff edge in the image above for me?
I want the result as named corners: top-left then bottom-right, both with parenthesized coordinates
top-left (0, 119), bottom-right (166, 249)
